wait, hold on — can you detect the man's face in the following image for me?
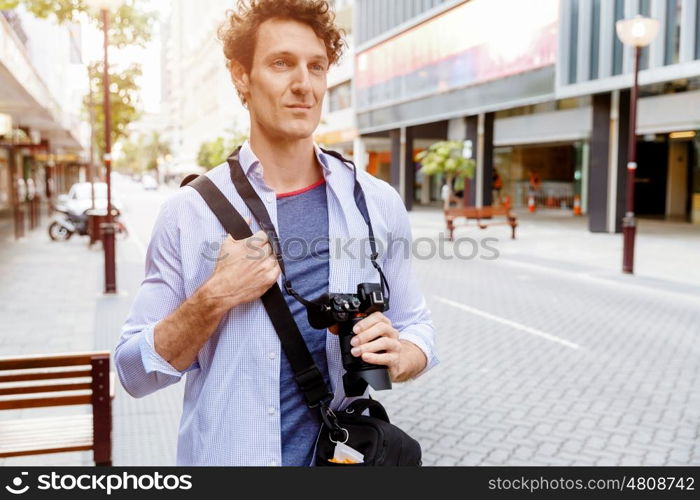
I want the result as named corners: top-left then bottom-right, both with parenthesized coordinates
top-left (236, 18), bottom-right (329, 141)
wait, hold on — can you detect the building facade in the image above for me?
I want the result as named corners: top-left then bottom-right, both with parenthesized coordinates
top-left (315, 0), bottom-right (359, 160)
top-left (353, 0), bottom-right (700, 231)
top-left (160, 0), bottom-right (250, 167)
top-left (0, 7), bottom-right (85, 238)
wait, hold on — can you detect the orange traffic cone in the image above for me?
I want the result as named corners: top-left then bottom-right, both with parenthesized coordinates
top-left (573, 195), bottom-right (582, 216)
top-left (528, 194), bottom-right (536, 213)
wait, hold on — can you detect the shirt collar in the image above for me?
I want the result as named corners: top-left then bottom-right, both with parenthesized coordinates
top-left (237, 140), bottom-right (333, 178)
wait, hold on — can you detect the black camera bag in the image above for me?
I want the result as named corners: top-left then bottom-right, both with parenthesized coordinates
top-left (315, 398), bottom-right (421, 466)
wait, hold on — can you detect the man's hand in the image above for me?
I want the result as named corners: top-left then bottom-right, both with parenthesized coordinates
top-left (333, 312), bottom-right (427, 382)
top-left (155, 220), bottom-right (281, 371)
top-left (203, 223), bottom-right (281, 312)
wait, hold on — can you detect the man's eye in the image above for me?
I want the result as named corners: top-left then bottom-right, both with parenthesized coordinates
top-left (311, 64), bottom-right (325, 72)
top-left (274, 60), bottom-right (287, 67)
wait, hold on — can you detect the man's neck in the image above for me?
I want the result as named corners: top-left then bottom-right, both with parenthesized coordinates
top-left (249, 130), bottom-right (323, 194)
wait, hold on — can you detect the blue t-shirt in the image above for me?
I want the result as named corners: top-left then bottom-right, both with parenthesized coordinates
top-left (276, 179), bottom-right (330, 466)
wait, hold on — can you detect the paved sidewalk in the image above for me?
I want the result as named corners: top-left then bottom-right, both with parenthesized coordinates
top-left (409, 207), bottom-right (700, 292)
top-left (0, 222), bottom-right (182, 466)
top-left (0, 226), bottom-right (102, 466)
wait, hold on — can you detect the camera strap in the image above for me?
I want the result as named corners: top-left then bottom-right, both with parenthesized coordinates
top-left (227, 146), bottom-right (390, 310)
top-left (186, 174), bottom-right (333, 410)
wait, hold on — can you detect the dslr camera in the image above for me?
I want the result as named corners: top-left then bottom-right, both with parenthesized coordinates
top-left (307, 283), bottom-right (392, 396)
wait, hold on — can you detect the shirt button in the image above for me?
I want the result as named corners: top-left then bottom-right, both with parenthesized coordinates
top-left (267, 406), bottom-right (276, 415)
top-left (268, 352), bottom-right (276, 360)
top-left (270, 460), bottom-right (278, 466)
top-left (266, 194), bottom-right (274, 203)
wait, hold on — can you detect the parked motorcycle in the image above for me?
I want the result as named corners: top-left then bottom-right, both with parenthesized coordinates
top-left (48, 207), bottom-right (127, 241)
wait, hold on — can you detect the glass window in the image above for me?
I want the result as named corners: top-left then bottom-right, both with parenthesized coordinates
top-left (569, 0), bottom-right (579, 84)
top-left (612, 0), bottom-right (625, 75)
top-left (328, 81), bottom-right (352, 112)
top-left (590, 0), bottom-right (601, 79)
top-left (664, 0), bottom-right (681, 65)
top-left (639, 0), bottom-right (651, 69)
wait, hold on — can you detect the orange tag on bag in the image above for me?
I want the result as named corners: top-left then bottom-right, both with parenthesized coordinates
top-left (329, 441), bottom-right (364, 464)
top-left (327, 457), bottom-right (358, 464)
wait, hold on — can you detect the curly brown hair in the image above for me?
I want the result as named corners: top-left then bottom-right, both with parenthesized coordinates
top-left (218, 0), bottom-right (345, 103)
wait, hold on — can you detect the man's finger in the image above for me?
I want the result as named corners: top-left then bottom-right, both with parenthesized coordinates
top-left (350, 322), bottom-right (396, 347)
top-left (352, 311), bottom-right (390, 334)
top-left (351, 336), bottom-right (399, 357)
top-left (360, 351), bottom-right (398, 367)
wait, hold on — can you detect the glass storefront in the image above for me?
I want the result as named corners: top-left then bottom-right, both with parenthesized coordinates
top-left (494, 142), bottom-right (581, 210)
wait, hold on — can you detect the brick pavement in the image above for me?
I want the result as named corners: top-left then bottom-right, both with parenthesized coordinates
top-left (377, 211), bottom-right (700, 466)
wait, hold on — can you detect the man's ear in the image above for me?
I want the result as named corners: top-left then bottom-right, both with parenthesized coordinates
top-left (229, 60), bottom-right (250, 100)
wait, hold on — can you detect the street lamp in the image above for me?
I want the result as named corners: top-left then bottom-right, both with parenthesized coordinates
top-left (86, 0), bottom-right (124, 293)
top-left (615, 15), bottom-right (659, 275)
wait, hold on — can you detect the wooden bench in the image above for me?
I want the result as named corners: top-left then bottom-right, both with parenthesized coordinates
top-left (0, 351), bottom-right (115, 466)
top-left (444, 205), bottom-right (518, 240)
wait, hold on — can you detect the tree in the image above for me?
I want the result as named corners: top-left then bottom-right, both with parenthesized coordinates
top-left (0, 0), bottom-right (155, 47)
top-left (115, 134), bottom-right (145, 174)
top-left (144, 131), bottom-right (171, 171)
top-left (115, 131), bottom-right (171, 176)
top-left (84, 62), bottom-right (142, 158)
top-left (415, 140), bottom-right (475, 208)
top-left (2, 0), bottom-right (157, 164)
top-left (197, 133), bottom-right (249, 170)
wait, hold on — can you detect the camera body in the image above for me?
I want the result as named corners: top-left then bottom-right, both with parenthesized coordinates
top-left (307, 283), bottom-right (392, 396)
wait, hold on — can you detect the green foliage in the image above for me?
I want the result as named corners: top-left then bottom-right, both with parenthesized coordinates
top-left (0, 0), bottom-right (156, 48)
top-left (196, 133), bottom-right (249, 170)
top-left (115, 131), bottom-right (171, 174)
top-left (114, 134), bottom-right (145, 174)
top-left (144, 131), bottom-right (171, 171)
top-left (415, 140), bottom-right (475, 179)
top-left (83, 62), bottom-right (142, 157)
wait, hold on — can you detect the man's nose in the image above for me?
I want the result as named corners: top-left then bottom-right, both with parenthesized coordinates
top-left (290, 65), bottom-right (312, 95)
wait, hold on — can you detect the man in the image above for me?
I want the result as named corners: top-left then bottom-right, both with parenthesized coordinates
top-left (115, 0), bottom-right (437, 466)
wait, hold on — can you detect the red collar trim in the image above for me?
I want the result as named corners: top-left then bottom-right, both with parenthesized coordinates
top-left (276, 178), bottom-right (326, 199)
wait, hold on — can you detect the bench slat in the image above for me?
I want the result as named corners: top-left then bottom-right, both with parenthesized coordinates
top-left (0, 351), bottom-right (110, 371)
top-left (0, 391), bottom-right (92, 410)
top-left (0, 379), bottom-right (92, 396)
top-left (0, 368), bottom-right (91, 383)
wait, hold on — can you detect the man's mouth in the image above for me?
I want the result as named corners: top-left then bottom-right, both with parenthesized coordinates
top-left (286, 104), bottom-right (312, 109)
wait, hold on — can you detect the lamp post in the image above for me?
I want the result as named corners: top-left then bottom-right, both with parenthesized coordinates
top-left (615, 15), bottom-right (659, 274)
top-left (86, 0), bottom-right (124, 293)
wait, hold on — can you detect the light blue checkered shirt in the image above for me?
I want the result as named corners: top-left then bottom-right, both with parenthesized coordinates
top-left (114, 141), bottom-right (438, 466)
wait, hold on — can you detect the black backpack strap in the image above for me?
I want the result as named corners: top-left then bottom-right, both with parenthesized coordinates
top-left (187, 174), bottom-right (332, 409)
top-left (180, 173), bottom-right (200, 188)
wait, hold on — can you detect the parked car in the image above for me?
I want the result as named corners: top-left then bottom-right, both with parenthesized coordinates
top-left (56, 182), bottom-right (123, 216)
top-left (141, 175), bottom-right (158, 190)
